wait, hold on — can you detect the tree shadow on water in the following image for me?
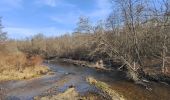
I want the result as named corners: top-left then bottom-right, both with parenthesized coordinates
top-left (5, 96), bottom-right (20, 100)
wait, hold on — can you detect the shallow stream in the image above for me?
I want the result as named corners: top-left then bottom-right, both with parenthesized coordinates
top-left (0, 61), bottom-right (170, 100)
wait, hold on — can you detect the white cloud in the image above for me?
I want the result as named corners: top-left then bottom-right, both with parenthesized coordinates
top-left (5, 27), bottom-right (38, 38)
top-left (89, 0), bottom-right (112, 19)
top-left (35, 0), bottom-right (76, 8)
top-left (50, 11), bottom-right (81, 25)
top-left (39, 0), bottom-right (57, 7)
top-left (4, 27), bottom-right (72, 39)
top-left (49, 0), bottom-right (112, 27)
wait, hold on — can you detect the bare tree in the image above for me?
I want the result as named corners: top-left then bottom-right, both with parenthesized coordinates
top-left (104, 0), bottom-right (146, 81)
top-left (161, 0), bottom-right (170, 73)
top-left (0, 17), bottom-right (7, 42)
top-left (75, 16), bottom-right (93, 34)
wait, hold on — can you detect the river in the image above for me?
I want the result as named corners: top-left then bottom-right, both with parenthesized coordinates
top-left (0, 61), bottom-right (170, 100)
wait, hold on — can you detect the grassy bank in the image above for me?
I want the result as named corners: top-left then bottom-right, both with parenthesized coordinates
top-left (0, 65), bottom-right (49, 81)
top-left (34, 87), bottom-right (105, 100)
top-left (87, 77), bottom-right (125, 100)
top-left (0, 52), bottom-right (49, 81)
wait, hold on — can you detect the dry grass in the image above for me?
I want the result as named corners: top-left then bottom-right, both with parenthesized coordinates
top-left (87, 77), bottom-right (125, 100)
top-left (34, 88), bottom-right (79, 100)
top-left (0, 52), bottom-right (49, 81)
top-left (34, 87), bottom-right (103, 100)
top-left (0, 65), bottom-right (49, 81)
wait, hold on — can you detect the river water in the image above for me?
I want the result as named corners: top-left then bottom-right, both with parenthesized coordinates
top-left (0, 61), bottom-right (170, 100)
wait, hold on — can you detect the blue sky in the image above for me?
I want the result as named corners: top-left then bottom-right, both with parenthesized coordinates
top-left (0, 0), bottom-right (112, 39)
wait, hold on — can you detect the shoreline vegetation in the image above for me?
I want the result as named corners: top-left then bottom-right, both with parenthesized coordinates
top-left (0, 51), bottom-right (50, 82)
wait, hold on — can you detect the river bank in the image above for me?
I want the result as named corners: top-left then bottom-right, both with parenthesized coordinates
top-left (49, 58), bottom-right (170, 85)
top-left (0, 60), bottom-right (170, 100)
top-left (41, 60), bottom-right (170, 100)
top-left (48, 58), bottom-right (111, 71)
